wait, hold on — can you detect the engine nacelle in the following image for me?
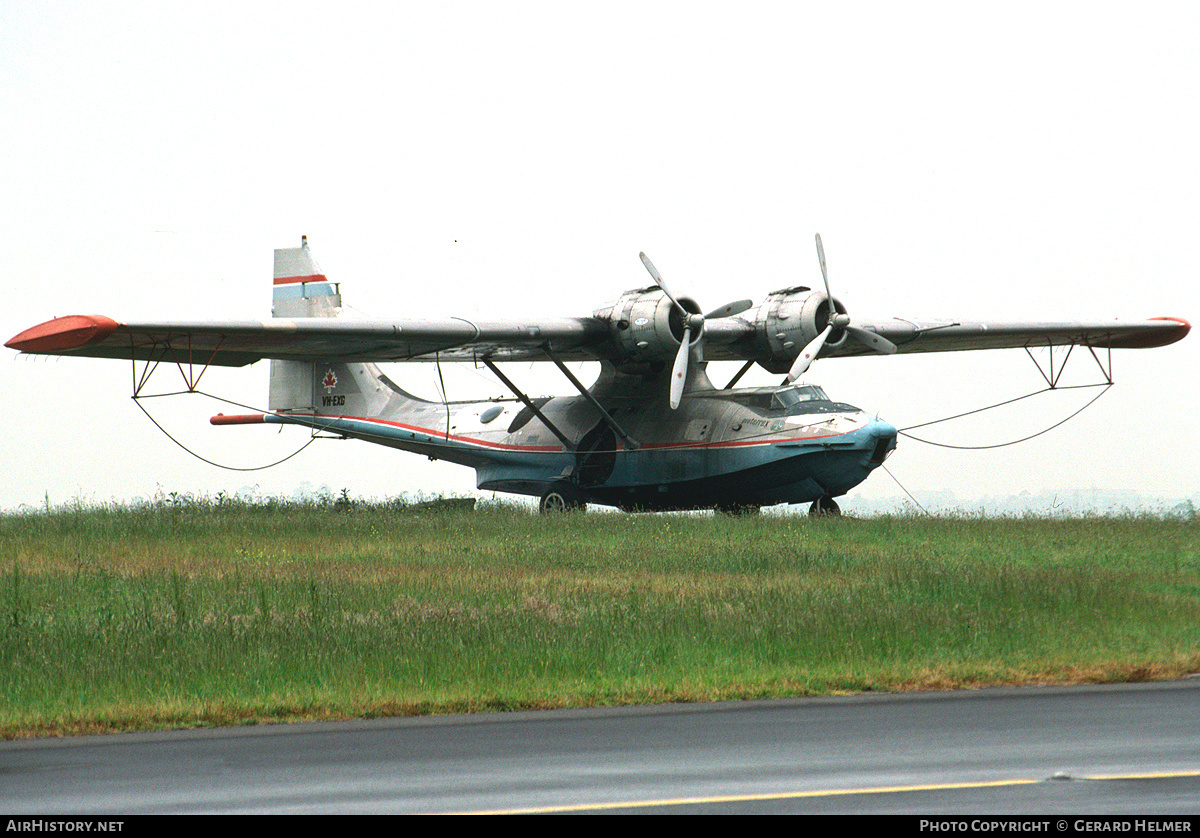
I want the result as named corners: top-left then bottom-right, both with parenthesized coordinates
top-left (752, 286), bottom-right (848, 374)
top-left (595, 287), bottom-right (702, 370)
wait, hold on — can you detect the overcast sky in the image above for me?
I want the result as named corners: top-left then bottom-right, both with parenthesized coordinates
top-left (2, 2), bottom-right (1196, 513)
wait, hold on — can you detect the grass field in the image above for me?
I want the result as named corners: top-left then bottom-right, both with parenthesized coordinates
top-left (2, 497), bottom-right (1197, 739)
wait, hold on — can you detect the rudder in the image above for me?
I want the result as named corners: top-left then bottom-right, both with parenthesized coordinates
top-left (269, 236), bottom-right (342, 411)
top-left (272, 235), bottom-right (341, 318)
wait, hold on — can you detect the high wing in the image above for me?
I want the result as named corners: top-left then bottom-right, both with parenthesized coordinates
top-left (805, 316), bottom-right (1191, 355)
top-left (5, 313), bottom-right (609, 366)
top-left (5, 234), bottom-right (1189, 372)
top-left (5, 302), bottom-right (1189, 370)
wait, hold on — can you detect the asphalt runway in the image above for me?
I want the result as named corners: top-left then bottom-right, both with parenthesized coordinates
top-left (2, 680), bottom-right (1198, 814)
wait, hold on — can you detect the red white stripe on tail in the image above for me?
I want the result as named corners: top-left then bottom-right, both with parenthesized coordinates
top-left (269, 236), bottom-right (344, 410)
top-left (271, 236), bottom-right (341, 318)
top-left (273, 234), bottom-right (329, 286)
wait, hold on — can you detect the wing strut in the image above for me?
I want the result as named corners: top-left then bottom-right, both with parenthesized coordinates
top-left (479, 358), bottom-right (577, 453)
top-left (1023, 341), bottom-right (1113, 389)
top-left (129, 335), bottom-right (228, 398)
top-left (542, 349), bottom-right (640, 451)
top-left (723, 359), bottom-right (756, 390)
top-left (898, 338), bottom-right (1117, 451)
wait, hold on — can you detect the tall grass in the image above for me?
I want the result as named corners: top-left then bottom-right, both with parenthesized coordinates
top-left (1, 497), bottom-right (1197, 737)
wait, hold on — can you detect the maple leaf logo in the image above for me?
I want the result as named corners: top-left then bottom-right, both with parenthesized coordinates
top-left (322, 370), bottom-right (338, 392)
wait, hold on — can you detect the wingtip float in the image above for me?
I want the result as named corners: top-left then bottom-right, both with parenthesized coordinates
top-left (1102, 316), bottom-right (1189, 349)
top-left (6, 314), bottom-right (121, 353)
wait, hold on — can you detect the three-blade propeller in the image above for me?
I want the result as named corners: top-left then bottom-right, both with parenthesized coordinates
top-left (785, 234), bottom-right (897, 382)
top-left (639, 252), bottom-right (752, 409)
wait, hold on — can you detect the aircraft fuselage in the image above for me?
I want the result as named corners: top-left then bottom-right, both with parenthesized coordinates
top-left (260, 365), bottom-right (897, 511)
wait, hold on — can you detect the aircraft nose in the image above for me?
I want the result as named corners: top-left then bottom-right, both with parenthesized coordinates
top-left (868, 418), bottom-right (898, 464)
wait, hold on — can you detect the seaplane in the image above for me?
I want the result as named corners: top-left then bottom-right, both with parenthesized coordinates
top-left (6, 235), bottom-right (1189, 515)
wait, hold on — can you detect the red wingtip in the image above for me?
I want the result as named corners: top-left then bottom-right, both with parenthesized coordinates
top-left (1103, 316), bottom-right (1191, 349)
top-left (1155, 315), bottom-right (1192, 338)
top-left (6, 315), bottom-right (120, 353)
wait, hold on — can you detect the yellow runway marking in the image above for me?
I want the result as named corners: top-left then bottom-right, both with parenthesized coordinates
top-left (452, 778), bottom-right (1037, 815)
top-left (451, 770), bottom-right (1200, 815)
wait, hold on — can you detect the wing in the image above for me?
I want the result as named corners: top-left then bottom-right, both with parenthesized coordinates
top-left (8, 236), bottom-right (1189, 370)
top-left (823, 316), bottom-right (1191, 356)
top-left (6, 309), bottom-right (1189, 371)
top-left (8, 235), bottom-right (1189, 371)
top-left (5, 313), bottom-right (611, 367)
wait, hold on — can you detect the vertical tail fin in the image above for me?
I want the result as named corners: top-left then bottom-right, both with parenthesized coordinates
top-left (272, 235), bottom-right (342, 318)
top-left (269, 236), bottom-right (340, 411)
top-left (267, 237), bottom-right (429, 418)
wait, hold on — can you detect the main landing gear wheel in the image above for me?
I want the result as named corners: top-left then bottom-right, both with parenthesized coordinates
top-left (808, 496), bottom-right (841, 517)
top-left (539, 483), bottom-right (586, 514)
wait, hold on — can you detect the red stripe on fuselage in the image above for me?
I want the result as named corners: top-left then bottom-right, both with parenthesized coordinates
top-left (638, 431), bottom-right (844, 450)
top-left (278, 413), bottom-right (565, 452)
top-left (278, 413), bottom-right (851, 453)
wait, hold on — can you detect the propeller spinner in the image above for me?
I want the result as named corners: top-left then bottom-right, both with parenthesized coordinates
top-left (638, 252), bottom-right (752, 409)
top-left (786, 234), bottom-right (897, 381)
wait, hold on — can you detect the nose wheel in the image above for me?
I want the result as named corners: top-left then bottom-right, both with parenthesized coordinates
top-left (808, 496), bottom-right (841, 517)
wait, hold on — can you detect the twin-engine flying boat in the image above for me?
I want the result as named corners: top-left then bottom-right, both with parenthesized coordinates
top-left (7, 236), bottom-right (1189, 513)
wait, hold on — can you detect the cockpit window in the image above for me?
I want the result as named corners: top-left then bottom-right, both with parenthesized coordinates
top-left (716, 384), bottom-right (846, 415)
top-left (771, 384), bottom-right (830, 411)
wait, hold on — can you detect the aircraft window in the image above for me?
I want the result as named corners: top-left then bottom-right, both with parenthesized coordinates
top-left (734, 393), bottom-right (776, 411)
top-left (771, 385), bottom-right (830, 410)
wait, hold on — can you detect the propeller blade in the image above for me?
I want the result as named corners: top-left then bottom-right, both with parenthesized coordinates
top-left (670, 325), bottom-right (691, 409)
top-left (637, 252), bottom-right (744, 406)
top-left (787, 324), bottom-right (832, 382)
top-left (783, 234), bottom-right (891, 380)
top-left (846, 325), bottom-right (897, 354)
top-left (815, 233), bottom-right (832, 301)
top-left (704, 299), bottom-right (753, 319)
top-left (639, 252), bottom-right (685, 312)
top-left (638, 251), bottom-right (662, 284)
